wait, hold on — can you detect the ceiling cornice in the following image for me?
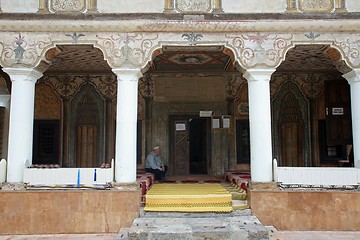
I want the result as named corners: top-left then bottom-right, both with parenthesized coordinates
top-left (0, 13), bottom-right (360, 33)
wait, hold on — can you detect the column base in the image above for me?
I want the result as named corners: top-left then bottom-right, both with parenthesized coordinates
top-left (112, 181), bottom-right (140, 191)
top-left (1, 182), bottom-right (27, 191)
top-left (248, 181), bottom-right (279, 190)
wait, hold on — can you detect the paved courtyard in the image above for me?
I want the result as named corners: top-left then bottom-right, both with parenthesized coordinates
top-left (1, 231), bottom-right (360, 240)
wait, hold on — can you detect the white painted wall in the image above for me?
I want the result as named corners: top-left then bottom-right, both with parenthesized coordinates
top-left (222, 0), bottom-right (287, 13)
top-left (98, 0), bottom-right (164, 13)
top-left (347, 0), bottom-right (360, 12)
top-left (1, 0), bottom-right (38, 13)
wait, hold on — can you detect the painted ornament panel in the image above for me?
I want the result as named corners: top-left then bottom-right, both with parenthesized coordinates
top-left (298, 0), bottom-right (334, 13)
top-left (50, 0), bottom-right (86, 12)
top-left (175, 0), bottom-right (212, 13)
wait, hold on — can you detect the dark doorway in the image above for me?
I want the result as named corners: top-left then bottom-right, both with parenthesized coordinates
top-left (236, 120), bottom-right (250, 164)
top-left (189, 118), bottom-right (208, 174)
top-left (170, 115), bottom-right (209, 175)
top-left (33, 120), bottom-right (60, 165)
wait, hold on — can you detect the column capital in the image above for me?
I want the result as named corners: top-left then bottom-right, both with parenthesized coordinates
top-left (343, 69), bottom-right (360, 85)
top-left (242, 68), bottom-right (276, 83)
top-left (2, 68), bottom-right (43, 83)
top-left (112, 68), bottom-right (143, 81)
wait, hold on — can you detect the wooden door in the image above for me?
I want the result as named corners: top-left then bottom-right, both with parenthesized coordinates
top-left (325, 80), bottom-right (352, 145)
top-left (76, 125), bottom-right (97, 167)
top-left (280, 123), bottom-right (304, 166)
top-left (171, 119), bottom-right (189, 175)
top-left (279, 92), bottom-right (305, 167)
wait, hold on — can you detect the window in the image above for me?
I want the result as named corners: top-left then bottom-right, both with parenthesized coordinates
top-left (236, 120), bottom-right (250, 164)
top-left (33, 120), bottom-right (60, 164)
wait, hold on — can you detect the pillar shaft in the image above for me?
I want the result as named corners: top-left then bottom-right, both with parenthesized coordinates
top-left (344, 69), bottom-right (360, 168)
top-left (3, 68), bottom-right (43, 182)
top-left (112, 68), bottom-right (142, 183)
top-left (37, 0), bottom-right (50, 14)
top-left (243, 68), bottom-right (276, 182)
top-left (62, 98), bottom-right (71, 167)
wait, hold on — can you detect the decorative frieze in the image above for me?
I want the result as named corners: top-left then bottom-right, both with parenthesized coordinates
top-left (42, 75), bottom-right (117, 99)
top-left (270, 73), bottom-right (334, 100)
top-left (286, 0), bottom-right (346, 13)
top-left (164, 0), bottom-right (223, 14)
top-left (225, 74), bottom-right (246, 100)
top-left (139, 74), bottom-right (154, 99)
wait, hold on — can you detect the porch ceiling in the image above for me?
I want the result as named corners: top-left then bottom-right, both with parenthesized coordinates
top-left (42, 44), bottom-right (339, 75)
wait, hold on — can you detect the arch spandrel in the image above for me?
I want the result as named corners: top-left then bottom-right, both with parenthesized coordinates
top-left (224, 33), bottom-right (294, 69)
top-left (330, 37), bottom-right (360, 72)
top-left (94, 32), bottom-right (295, 71)
top-left (0, 33), bottom-right (54, 69)
top-left (0, 31), bottom-right (358, 74)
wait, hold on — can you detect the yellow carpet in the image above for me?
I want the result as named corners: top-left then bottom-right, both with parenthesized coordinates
top-left (144, 183), bottom-right (233, 212)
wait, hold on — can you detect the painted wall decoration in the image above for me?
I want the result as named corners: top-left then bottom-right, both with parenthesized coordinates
top-left (176, 0), bottom-right (212, 13)
top-left (50, 0), bottom-right (86, 13)
top-left (164, 0), bottom-right (222, 13)
top-left (287, 0), bottom-right (346, 13)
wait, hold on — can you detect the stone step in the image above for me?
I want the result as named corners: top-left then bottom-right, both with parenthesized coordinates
top-left (118, 210), bottom-right (269, 240)
top-left (140, 208), bottom-right (252, 218)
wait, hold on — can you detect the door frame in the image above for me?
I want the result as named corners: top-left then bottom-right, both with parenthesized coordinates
top-left (169, 114), bottom-right (210, 176)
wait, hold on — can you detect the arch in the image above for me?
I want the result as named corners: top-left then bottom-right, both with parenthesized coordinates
top-left (141, 42), bottom-right (245, 75)
top-left (0, 32), bottom-right (355, 76)
top-left (70, 84), bottom-right (105, 168)
top-left (272, 81), bottom-right (310, 167)
top-left (279, 42), bottom-right (354, 75)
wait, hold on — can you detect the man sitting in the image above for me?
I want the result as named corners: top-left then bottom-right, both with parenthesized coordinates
top-left (145, 146), bottom-right (168, 181)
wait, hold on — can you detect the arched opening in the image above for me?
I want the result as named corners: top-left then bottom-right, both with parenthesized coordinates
top-left (273, 44), bottom-right (353, 167)
top-left (143, 45), bottom-right (243, 176)
top-left (35, 44), bottom-right (115, 168)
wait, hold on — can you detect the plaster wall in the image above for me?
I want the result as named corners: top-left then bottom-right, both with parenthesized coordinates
top-left (347, 0), bottom-right (360, 12)
top-left (98, 0), bottom-right (164, 13)
top-left (1, 0), bottom-right (38, 13)
top-left (222, 0), bottom-right (287, 13)
top-left (249, 190), bottom-right (360, 231)
top-left (0, 190), bottom-right (142, 234)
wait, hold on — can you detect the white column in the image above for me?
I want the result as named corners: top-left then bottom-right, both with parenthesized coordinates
top-left (3, 68), bottom-right (43, 183)
top-left (343, 69), bottom-right (360, 168)
top-left (0, 94), bottom-right (10, 160)
top-left (112, 68), bottom-right (142, 183)
top-left (243, 68), bottom-right (276, 182)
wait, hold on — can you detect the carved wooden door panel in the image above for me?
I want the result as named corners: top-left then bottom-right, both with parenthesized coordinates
top-left (76, 125), bottom-right (97, 167)
top-left (172, 120), bottom-right (189, 175)
top-left (279, 92), bottom-right (305, 167)
top-left (280, 123), bottom-right (304, 167)
top-left (325, 80), bottom-right (352, 145)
